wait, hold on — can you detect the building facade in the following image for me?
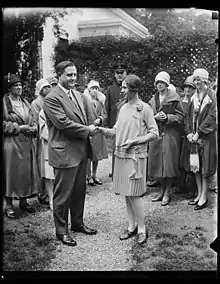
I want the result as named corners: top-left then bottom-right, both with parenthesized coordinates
top-left (41, 8), bottom-right (150, 78)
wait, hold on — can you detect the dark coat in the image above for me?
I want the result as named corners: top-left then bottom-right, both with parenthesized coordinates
top-left (147, 90), bottom-right (184, 179)
top-left (43, 86), bottom-right (94, 168)
top-left (105, 81), bottom-right (123, 127)
top-left (180, 88), bottom-right (217, 178)
top-left (90, 100), bottom-right (108, 161)
top-left (3, 95), bottom-right (40, 198)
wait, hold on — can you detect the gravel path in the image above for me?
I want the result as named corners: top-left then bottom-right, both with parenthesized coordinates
top-left (47, 156), bottom-right (137, 271)
top-left (3, 152), bottom-right (217, 271)
top-left (45, 155), bottom-right (217, 271)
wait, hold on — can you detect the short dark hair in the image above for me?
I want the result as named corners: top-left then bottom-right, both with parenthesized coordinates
top-left (124, 74), bottom-right (142, 92)
top-left (56, 61), bottom-right (75, 76)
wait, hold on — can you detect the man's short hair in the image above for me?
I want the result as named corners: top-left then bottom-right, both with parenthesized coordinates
top-left (56, 61), bottom-right (75, 76)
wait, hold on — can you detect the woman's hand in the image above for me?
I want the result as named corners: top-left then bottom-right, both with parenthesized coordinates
top-left (187, 133), bottom-right (194, 143)
top-left (94, 118), bottom-right (102, 126)
top-left (191, 132), bottom-right (199, 143)
top-left (121, 139), bottom-right (135, 150)
top-left (154, 111), bottom-right (167, 121)
top-left (19, 125), bottom-right (30, 133)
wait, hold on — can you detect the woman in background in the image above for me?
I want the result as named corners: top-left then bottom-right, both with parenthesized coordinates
top-left (84, 80), bottom-right (108, 186)
top-left (3, 74), bottom-right (39, 218)
top-left (183, 68), bottom-right (217, 210)
top-left (38, 108), bottom-right (54, 210)
top-left (31, 78), bottom-right (52, 205)
top-left (148, 71), bottom-right (184, 206)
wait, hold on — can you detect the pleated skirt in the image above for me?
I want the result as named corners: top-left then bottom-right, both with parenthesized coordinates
top-left (112, 156), bottom-right (147, 197)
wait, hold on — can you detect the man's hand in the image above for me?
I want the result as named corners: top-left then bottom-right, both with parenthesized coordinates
top-left (88, 124), bottom-right (98, 136)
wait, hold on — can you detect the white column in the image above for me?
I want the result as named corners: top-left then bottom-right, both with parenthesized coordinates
top-left (41, 17), bottom-right (57, 78)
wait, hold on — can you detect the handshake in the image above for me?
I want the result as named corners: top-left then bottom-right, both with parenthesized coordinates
top-left (88, 125), bottom-right (114, 137)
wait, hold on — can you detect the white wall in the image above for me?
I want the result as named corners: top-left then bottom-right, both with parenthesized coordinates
top-left (42, 17), bottom-right (57, 78)
top-left (62, 8), bottom-right (119, 41)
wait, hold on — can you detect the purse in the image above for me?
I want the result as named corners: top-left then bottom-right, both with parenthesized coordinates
top-left (190, 142), bottom-right (200, 173)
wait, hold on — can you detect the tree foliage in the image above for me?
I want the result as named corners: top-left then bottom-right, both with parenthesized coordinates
top-left (3, 8), bottom-right (68, 102)
top-left (53, 29), bottom-right (218, 102)
top-left (122, 8), bottom-right (218, 36)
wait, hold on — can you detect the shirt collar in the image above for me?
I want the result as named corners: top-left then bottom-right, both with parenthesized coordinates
top-left (58, 83), bottom-right (71, 95)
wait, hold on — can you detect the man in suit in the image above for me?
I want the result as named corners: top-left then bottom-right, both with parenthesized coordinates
top-left (105, 63), bottom-right (128, 178)
top-left (43, 61), bottom-right (98, 247)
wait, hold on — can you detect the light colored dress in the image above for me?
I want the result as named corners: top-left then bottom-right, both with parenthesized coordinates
top-left (112, 101), bottom-right (158, 196)
top-left (38, 109), bottom-right (54, 179)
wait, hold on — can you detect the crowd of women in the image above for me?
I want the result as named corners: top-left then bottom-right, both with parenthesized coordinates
top-left (3, 65), bottom-right (217, 245)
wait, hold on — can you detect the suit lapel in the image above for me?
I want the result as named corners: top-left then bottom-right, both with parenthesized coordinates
top-left (57, 86), bottom-right (86, 125)
top-left (72, 90), bottom-right (88, 124)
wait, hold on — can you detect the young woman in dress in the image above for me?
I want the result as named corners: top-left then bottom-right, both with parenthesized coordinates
top-left (98, 74), bottom-right (159, 245)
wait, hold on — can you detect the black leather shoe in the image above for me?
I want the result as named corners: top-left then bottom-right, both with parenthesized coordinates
top-left (87, 177), bottom-right (95, 186)
top-left (93, 177), bottom-right (102, 185)
top-left (137, 229), bottom-right (148, 245)
top-left (71, 224), bottom-right (97, 235)
top-left (5, 207), bottom-right (15, 219)
top-left (109, 173), bottom-right (112, 178)
top-left (119, 226), bottom-right (138, 240)
top-left (56, 234), bottom-right (77, 247)
top-left (38, 195), bottom-right (49, 205)
top-left (19, 202), bottom-right (35, 213)
top-left (188, 200), bottom-right (198, 206)
top-left (194, 199), bottom-right (208, 211)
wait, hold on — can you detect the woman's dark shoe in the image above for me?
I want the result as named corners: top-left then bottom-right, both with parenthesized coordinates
top-left (137, 228), bottom-right (148, 245)
top-left (119, 226), bottom-right (138, 240)
top-left (188, 200), bottom-right (198, 206)
top-left (147, 180), bottom-right (160, 187)
top-left (19, 202), bottom-right (35, 213)
top-left (87, 177), bottom-right (95, 186)
top-left (194, 199), bottom-right (208, 211)
top-left (93, 177), bottom-right (102, 185)
top-left (38, 195), bottom-right (49, 205)
top-left (5, 207), bottom-right (15, 219)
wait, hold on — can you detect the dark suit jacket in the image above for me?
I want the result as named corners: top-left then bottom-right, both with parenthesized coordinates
top-left (43, 85), bottom-right (95, 168)
top-left (104, 81), bottom-right (122, 127)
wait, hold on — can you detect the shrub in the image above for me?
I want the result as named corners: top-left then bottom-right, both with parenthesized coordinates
top-left (53, 30), bottom-right (218, 102)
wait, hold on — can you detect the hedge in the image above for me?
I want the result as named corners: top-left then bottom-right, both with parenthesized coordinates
top-left (52, 30), bottom-right (218, 102)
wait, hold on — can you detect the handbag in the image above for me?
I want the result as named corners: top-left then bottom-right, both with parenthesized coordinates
top-left (190, 142), bottom-right (200, 173)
